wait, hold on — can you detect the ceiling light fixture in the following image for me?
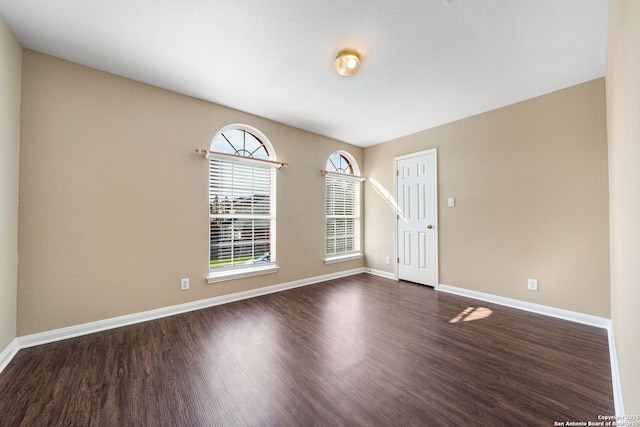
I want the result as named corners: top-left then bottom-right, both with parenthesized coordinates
top-left (333, 50), bottom-right (361, 77)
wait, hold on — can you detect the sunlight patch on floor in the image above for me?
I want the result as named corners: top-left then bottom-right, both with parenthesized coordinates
top-left (449, 306), bottom-right (493, 323)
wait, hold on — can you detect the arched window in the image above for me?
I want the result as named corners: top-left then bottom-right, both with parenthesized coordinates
top-left (210, 127), bottom-right (270, 160)
top-left (208, 125), bottom-right (278, 282)
top-left (324, 151), bottom-right (363, 262)
top-left (326, 152), bottom-right (354, 174)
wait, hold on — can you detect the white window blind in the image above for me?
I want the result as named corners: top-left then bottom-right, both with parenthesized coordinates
top-left (325, 175), bottom-right (361, 256)
top-left (210, 158), bottom-right (275, 269)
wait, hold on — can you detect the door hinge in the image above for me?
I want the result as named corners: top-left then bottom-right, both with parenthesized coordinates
top-left (396, 170), bottom-right (399, 176)
top-left (397, 257), bottom-right (400, 264)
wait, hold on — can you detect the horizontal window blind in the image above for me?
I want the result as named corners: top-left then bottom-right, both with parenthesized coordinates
top-left (325, 175), bottom-right (361, 256)
top-left (210, 158), bottom-right (274, 269)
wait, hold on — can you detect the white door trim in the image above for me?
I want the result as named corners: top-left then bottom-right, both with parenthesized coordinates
top-left (394, 148), bottom-right (439, 288)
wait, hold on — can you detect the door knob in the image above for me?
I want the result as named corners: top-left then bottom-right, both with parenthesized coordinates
top-left (427, 224), bottom-right (433, 229)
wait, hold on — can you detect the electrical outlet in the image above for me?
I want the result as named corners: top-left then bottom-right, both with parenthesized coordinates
top-left (528, 278), bottom-right (538, 291)
top-left (180, 278), bottom-right (189, 291)
top-left (385, 256), bottom-right (390, 265)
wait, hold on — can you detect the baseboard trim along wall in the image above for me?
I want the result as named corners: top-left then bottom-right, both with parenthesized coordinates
top-left (437, 284), bottom-right (610, 328)
top-left (15, 267), bottom-right (367, 351)
top-left (437, 283), bottom-right (623, 418)
top-left (0, 272), bottom-right (623, 418)
top-left (0, 339), bottom-right (19, 374)
top-left (607, 325), bottom-right (625, 417)
top-left (366, 268), bottom-right (396, 280)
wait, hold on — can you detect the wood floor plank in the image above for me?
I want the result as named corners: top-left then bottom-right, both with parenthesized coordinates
top-left (0, 274), bottom-right (614, 426)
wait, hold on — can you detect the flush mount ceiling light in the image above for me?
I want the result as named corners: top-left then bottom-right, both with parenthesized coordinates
top-left (333, 50), bottom-right (361, 77)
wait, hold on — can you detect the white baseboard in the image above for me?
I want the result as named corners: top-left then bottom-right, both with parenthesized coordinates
top-left (16, 267), bottom-right (367, 350)
top-left (0, 339), bottom-right (19, 374)
top-left (437, 284), bottom-right (610, 329)
top-left (438, 283), bottom-right (623, 417)
top-left (366, 268), bottom-right (396, 280)
top-left (607, 326), bottom-right (625, 417)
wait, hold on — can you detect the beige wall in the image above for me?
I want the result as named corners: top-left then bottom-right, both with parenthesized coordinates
top-left (364, 79), bottom-right (610, 318)
top-left (0, 17), bottom-right (21, 352)
top-left (18, 50), bottom-right (363, 335)
top-left (607, 0), bottom-right (640, 415)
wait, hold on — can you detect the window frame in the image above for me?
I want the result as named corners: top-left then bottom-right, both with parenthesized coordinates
top-left (324, 151), bottom-right (363, 264)
top-left (207, 124), bottom-right (278, 283)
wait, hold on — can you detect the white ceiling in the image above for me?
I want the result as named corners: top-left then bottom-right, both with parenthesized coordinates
top-left (0, 0), bottom-right (609, 147)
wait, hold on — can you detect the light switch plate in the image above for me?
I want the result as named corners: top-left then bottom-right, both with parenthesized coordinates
top-left (448, 198), bottom-right (455, 207)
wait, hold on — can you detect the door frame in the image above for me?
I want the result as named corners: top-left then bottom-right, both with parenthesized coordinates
top-left (393, 148), bottom-right (439, 288)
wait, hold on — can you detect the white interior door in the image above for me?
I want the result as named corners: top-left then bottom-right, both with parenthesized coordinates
top-left (396, 149), bottom-right (437, 286)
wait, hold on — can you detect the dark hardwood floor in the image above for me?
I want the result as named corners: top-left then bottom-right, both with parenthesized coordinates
top-left (0, 274), bottom-right (614, 426)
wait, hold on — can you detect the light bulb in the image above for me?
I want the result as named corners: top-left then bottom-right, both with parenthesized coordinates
top-left (333, 50), bottom-right (361, 77)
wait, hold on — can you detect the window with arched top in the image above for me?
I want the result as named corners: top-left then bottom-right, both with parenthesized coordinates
top-left (208, 125), bottom-right (278, 282)
top-left (326, 152), bottom-right (355, 175)
top-left (324, 151), bottom-right (363, 262)
top-left (210, 128), bottom-right (270, 160)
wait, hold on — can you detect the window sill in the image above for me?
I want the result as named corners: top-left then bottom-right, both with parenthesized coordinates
top-left (324, 253), bottom-right (363, 265)
top-left (207, 264), bottom-right (279, 284)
